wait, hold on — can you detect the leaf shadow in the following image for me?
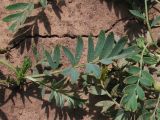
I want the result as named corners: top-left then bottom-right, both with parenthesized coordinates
top-left (99, 0), bottom-right (147, 41)
top-left (0, 109), bottom-right (8, 120)
top-left (48, 0), bottom-right (65, 19)
top-left (8, 9), bottom-right (51, 54)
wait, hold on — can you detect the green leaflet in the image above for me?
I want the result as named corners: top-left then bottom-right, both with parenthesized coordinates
top-left (70, 68), bottom-right (80, 83)
top-left (62, 46), bottom-right (76, 66)
top-left (123, 84), bottom-right (137, 94)
top-left (124, 76), bottom-right (139, 84)
top-left (144, 99), bottom-right (157, 109)
top-left (89, 86), bottom-right (107, 95)
top-left (49, 89), bottom-right (84, 108)
top-left (8, 22), bottom-right (17, 32)
top-left (143, 56), bottom-right (158, 65)
top-left (39, 0), bottom-right (47, 8)
top-left (100, 59), bottom-right (113, 65)
top-left (87, 34), bottom-right (95, 62)
top-left (75, 36), bottom-right (83, 64)
top-left (121, 84), bottom-right (138, 112)
top-left (94, 30), bottom-right (106, 59)
top-left (51, 45), bottom-right (60, 69)
top-left (45, 50), bottom-right (57, 69)
top-left (100, 45), bottom-right (137, 64)
top-left (3, 12), bottom-right (24, 22)
top-left (129, 10), bottom-right (145, 20)
top-left (136, 85), bottom-right (145, 100)
top-left (21, 57), bottom-right (32, 74)
top-left (62, 67), bottom-right (79, 84)
top-left (151, 16), bottom-right (160, 27)
top-left (127, 66), bottom-right (140, 74)
top-left (108, 37), bottom-right (127, 57)
top-left (5, 3), bottom-right (29, 10)
top-left (95, 100), bottom-right (115, 113)
top-left (32, 46), bottom-right (39, 62)
top-left (121, 93), bottom-right (138, 112)
top-left (128, 54), bottom-right (141, 62)
top-left (100, 32), bottom-right (115, 59)
top-left (115, 109), bottom-right (126, 120)
top-left (140, 71), bottom-right (153, 87)
top-left (49, 90), bottom-right (55, 102)
top-left (86, 63), bottom-right (101, 78)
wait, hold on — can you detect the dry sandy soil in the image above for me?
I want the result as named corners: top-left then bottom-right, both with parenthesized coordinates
top-left (0, 0), bottom-right (160, 120)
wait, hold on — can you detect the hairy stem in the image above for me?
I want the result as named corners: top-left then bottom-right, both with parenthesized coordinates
top-left (145, 0), bottom-right (154, 43)
top-left (151, 93), bottom-right (160, 119)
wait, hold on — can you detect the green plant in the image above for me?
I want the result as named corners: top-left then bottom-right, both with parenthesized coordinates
top-left (2, 0), bottom-right (62, 32)
top-left (0, 30), bottom-right (138, 108)
top-left (0, 57), bottom-right (31, 86)
top-left (1, 0), bottom-right (160, 119)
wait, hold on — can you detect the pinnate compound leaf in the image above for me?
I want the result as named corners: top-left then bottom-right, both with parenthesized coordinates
top-left (62, 46), bottom-right (76, 66)
top-left (87, 35), bottom-right (94, 62)
top-left (129, 10), bottom-right (145, 20)
top-left (6, 3), bottom-right (29, 10)
top-left (86, 63), bottom-right (101, 78)
top-left (75, 36), bottom-right (83, 64)
top-left (95, 30), bottom-right (106, 58)
top-left (3, 12), bottom-right (24, 22)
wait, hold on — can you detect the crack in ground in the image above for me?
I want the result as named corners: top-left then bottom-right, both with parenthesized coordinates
top-left (1, 17), bottom-right (134, 54)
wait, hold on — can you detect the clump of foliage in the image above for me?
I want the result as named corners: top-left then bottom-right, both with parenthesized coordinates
top-left (1, 0), bottom-right (160, 119)
top-left (2, 0), bottom-right (62, 32)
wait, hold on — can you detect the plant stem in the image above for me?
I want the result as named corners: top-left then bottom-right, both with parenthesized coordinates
top-left (0, 59), bottom-right (16, 73)
top-left (155, 0), bottom-right (160, 4)
top-left (145, 0), bottom-right (154, 43)
top-left (26, 60), bottom-right (97, 79)
top-left (150, 93), bottom-right (160, 119)
top-left (136, 43), bottom-right (149, 86)
top-left (105, 90), bottom-right (120, 108)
